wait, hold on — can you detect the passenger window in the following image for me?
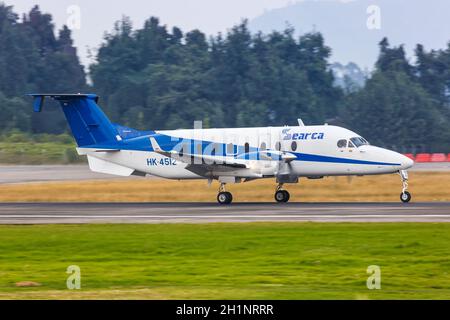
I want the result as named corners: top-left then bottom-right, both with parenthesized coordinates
top-left (227, 143), bottom-right (234, 154)
top-left (260, 142), bottom-right (267, 151)
top-left (244, 143), bottom-right (250, 154)
top-left (291, 141), bottom-right (297, 152)
top-left (337, 139), bottom-right (347, 148)
top-left (275, 142), bottom-right (282, 151)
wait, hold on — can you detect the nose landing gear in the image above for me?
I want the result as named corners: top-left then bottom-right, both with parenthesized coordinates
top-left (399, 170), bottom-right (412, 203)
top-left (275, 184), bottom-right (290, 203)
top-left (217, 183), bottom-right (233, 205)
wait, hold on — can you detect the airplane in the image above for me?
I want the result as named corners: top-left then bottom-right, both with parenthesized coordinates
top-left (29, 93), bottom-right (414, 204)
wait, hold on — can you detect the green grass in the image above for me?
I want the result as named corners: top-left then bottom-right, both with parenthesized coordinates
top-left (0, 133), bottom-right (84, 164)
top-left (0, 223), bottom-right (450, 299)
top-left (0, 141), bottom-right (83, 164)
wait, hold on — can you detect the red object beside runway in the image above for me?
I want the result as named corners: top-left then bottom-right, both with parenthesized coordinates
top-left (415, 153), bottom-right (432, 163)
top-left (430, 153), bottom-right (447, 162)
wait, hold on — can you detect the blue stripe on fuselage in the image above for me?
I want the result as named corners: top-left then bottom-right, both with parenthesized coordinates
top-left (80, 133), bottom-right (400, 167)
top-left (293, 152), bottom-right (400, 166)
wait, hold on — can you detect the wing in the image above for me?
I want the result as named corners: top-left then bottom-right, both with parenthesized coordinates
top-left (149, 137), bottom-right (248, 169)
top-left (149, 137), bottom-right (298, 179)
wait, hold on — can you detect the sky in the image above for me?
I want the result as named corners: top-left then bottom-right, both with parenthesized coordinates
top-left (9, 0), bottom-right (450, 69)
top-left (250, 0), bottom-right (450, 69)
top-left (11, 0), bottom-right (294, 67)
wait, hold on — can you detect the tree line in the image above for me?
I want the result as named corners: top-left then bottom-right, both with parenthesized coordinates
top-left (0, 4), bottom-right (449, 152)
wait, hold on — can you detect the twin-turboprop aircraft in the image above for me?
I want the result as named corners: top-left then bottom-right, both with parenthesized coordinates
top-left (29, 94), bottom-right (414, 204)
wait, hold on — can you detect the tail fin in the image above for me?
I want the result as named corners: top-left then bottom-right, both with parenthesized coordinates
top-left (29, 94), bottom-right (121, 147)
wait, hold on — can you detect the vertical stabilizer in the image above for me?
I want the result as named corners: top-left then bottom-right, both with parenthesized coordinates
top-left (29, 94), bottom-right (120, 147)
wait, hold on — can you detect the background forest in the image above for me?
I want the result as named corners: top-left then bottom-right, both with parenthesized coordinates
top-left (1, 4), bottom-right (449, 156)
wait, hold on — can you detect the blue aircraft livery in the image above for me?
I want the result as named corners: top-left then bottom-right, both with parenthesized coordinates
top-left (27, 93), bottom-right (415, 205)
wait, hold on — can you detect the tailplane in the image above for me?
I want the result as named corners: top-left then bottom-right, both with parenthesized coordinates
top-left (29, 94), bottom-right (121, 147)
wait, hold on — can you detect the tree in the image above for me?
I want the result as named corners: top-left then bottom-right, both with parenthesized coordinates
top-left (0, 4), bottom-right (87, 135)
top-left (376, 37), bottom-right (412, 76)
top-left (342, 38), bottom-right (449, 152)
top-left (3, 7), bottom-right (448, 152)
top-left (415, 44), bottom-right (450, 114)
top-left (0, 92), bottom-right (30, 132)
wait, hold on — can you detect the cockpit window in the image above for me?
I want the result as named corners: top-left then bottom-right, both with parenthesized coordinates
top-left (350, 137), bottom-right (370, 148)
top-left (337, 139), bottom-right (347, 148)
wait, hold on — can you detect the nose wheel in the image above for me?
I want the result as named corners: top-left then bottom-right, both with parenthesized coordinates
top-left (400, 191), bottom-right (411, 203)
top-left (217, 183), bottom-right (233, 205)
top-left (399, 170), bottom-right (412, 203)
top-left (275, 184), bottom-right (290, 203)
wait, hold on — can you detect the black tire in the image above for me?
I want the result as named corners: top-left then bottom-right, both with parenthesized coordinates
top-left (400, 191), bottom-right (411, 203)
top-left (284, 190), bottom-right (291, 203)
top-left (225, 192), bottom-right (233, 204)
top-left (275, 190), bottom-right (290, 203)
top-left (218, 192), bottom-right (233, 205)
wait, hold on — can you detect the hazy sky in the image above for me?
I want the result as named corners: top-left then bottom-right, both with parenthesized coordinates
top-left (11, 0), bottom-right (293, 66)
top-left (9, 1), bottom-right (450, 69)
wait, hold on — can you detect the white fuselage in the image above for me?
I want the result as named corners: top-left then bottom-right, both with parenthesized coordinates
top-left (79, 125), bottom-right (414, 181)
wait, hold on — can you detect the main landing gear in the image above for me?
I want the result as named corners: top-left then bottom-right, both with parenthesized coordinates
top-left (399, 170), bottom-right (412, 203)
top-left (217, 183), bottom-right (233, 205)
top-left (216, 183), bottom-right (292, 204)
top-left (275, 184), bottom-right (290, 203)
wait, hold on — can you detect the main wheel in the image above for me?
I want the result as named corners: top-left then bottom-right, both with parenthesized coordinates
top-left (275, 190), bottom-right (290, 203)
top-left (217, 192), bottom-right (233, 205)
top-left (400, 191), bottom-right (411, 203)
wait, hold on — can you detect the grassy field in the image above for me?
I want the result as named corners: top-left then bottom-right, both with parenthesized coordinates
top-left (0, 141), bottom-right (83, 165)
top-left (0, 171), bottom-right (449, 300)
top-left (0, 133), bottom-right (86, 164)
top-left (0, 171), bottom-right (448, 202)
top-left (0, 223), bottom-right (449, 300)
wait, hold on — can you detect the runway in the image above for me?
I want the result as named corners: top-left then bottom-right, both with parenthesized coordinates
top-left (0, 202), bottom-right (449, 224)
top-left (0, 162), bottom-right (449, 184)
top-left (0, 165), bottom-right (141, 184)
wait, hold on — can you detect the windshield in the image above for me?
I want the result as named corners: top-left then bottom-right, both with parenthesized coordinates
top-left (350, 137), bottom-right (370, 148)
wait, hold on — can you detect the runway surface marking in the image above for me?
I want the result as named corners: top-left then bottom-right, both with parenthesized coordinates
top-left (0, 202), bottom-right (449, 224)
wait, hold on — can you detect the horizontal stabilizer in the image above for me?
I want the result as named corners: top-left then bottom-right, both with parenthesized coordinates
top-left (87, 156), bottom-right (135, 177)
top-left (28, 94), bottom-right (99, 112)
top-left (77, 148), bottom-right (121, 155)
top-left (94, 149), bottom-right (121, 153)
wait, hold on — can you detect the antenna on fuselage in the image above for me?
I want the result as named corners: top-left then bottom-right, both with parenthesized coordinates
top-left (297, 119), bottom-right (305, 126)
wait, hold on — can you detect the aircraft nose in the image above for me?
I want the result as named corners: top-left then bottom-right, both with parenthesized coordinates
top-left (401, 155), bottom-right (414, 170)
